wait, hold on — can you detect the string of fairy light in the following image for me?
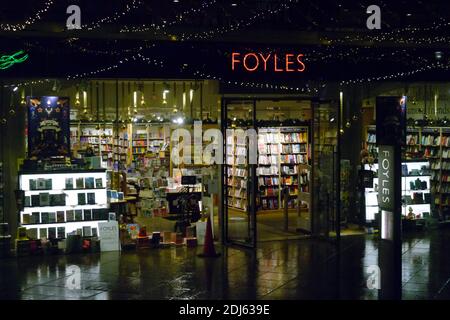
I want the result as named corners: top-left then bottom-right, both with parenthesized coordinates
top-left (120, 0), bottom-right (218, 33)
top-left (339, 61), bottom-right (450, 86)
top-left (85, 0), bottom-right (143, 30)
top-left (179, 0), bottom-right (297, 41)
top-left (0, 0), bottom-right (54, 31)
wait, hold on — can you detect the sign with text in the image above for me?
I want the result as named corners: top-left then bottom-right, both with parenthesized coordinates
top-left (99, 221), bottom-right (120, 252)
top-left (378, 145), bottom-right (395, 212)
top-left (378, 145), bottom-right (395, 241)
top-left (231, 52), bottom-right (306, 73)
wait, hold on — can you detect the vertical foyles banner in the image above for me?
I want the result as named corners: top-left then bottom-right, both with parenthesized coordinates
top-left (27, 96), bottom-right (71, 159)
top-left (378, 145), bottom-right (395, 241)
top-left (376, 96), bottom-right (406, 241)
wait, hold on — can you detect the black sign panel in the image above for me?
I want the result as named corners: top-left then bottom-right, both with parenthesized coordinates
top-left (376, 96), bottom-right (407, 146)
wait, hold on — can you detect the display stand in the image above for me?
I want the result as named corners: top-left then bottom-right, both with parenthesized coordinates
top-left (19, 169), bottom-right (109, 240)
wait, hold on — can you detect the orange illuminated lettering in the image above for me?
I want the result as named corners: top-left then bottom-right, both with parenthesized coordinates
top-left (273, 54), bottom-right (283, 72)
top-left (243, 53), bottom-right (259, 72)
top-left (296, 54), bottom-right (306, 72)
top-left (259, 53), bottom-right (271, 71)
top-left (285, 54), bottom-right (295, 72)
top-left (232, 52), bottom-right (241, 71)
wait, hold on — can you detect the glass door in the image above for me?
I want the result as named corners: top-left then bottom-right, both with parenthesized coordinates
top-left (311, 99), bottom-right (340, 240)
top-left (222, 99), bottom-right (257, 247)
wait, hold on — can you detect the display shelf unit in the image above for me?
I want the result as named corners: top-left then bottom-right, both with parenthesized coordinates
top-left (131, 124), bottom-right (170, 162)
top-left (226, 128), bottom-right (248, 211)
top-left (19, 169), bottom-right (109, 239)
top-left (365, 125), bottom-right (450, 219)
top-left (364, 161), bottom-right (431, 221)
top-left (70, 122), bottom-right (129, 170)
top-left (257, 126), bottom-right (309, 211)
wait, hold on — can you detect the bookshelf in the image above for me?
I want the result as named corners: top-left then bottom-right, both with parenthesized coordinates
top-left (19, 169), bottom-right (109, 239)
top-left (364, 161), bottom-right (431, 220)
top-left (226, 128), bottom-right (248, 211)
top-left (131, 124), bottom-right (170, 163)
top-left (365, 125), bottom-right (450, 220)
top-left (70, 123), bottom-right (129, 170)
top-left (257, 127), bottom-right (309, 211)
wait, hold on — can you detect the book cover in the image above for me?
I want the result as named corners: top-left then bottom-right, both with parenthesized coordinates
top-left (87, 192), bottom-right (96, 205)
top-left (48, 227), bottom-right (56, 239)
top-left (76, 177), bottom-right (84, 189)
top-left (100, 209), bottom-right (108, 220)
top-left (92, 209), bottom-right (101, 220)
top-left (85, 177), bottom-right (95, 189)
top-left (39, 193), bottom-right (50, 206)
top-left (66, 210), bottom-right (74, 222)
top-left (29, 179), bottom-right (37, 190)
top-left (56, 211), bottom-right (65, 223)
top-left (31, 212), bottom-right (40, 224)
top-left (45, 179), bottom-right (52, 190)
top-left (41, 212), bottom-right (49, 224)
top-left (22, 214), bottom-right (31, 224)
top-left (83, 209), bottom-right (92, 221)
top-left (83, 226), bottom-right (92, 237)
top-left (92, 228), bottom-right (98, 237)
top-left (57, 227), bottom-right (66, 239)
top-left (37, 178), bottom-right (46, 190)
top-left (75, 210), bottom-right (83, 221)
top-left (95, 178), bottom-right (103, 189)
top-left (39, 228), bottom-right (47, 239)
top-left (24, 196), bottom-right (31, 207)
top-left (49, 194), bottom-right (59, 206)
top-left (31, 194), bottom-right (40, 207)
top-left (26, 228), bottom-right (38, 240)
top-left (48, 212), bottom-right (56, 223)
top-left (65, 178), bottom-right (74, 190)
top-left (78, 193), bottom-right (86, 205)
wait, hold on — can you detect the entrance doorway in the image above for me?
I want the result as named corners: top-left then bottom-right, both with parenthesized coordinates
top-left (221, 97), bottom-right (341, 247)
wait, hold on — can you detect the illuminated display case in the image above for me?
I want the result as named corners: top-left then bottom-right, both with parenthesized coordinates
top-left (364, 160), bottom-right (431, 221)
top-left (19, 169), bottom-right (109, 239)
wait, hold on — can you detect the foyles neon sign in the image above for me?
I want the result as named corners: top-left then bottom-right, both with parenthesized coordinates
top-left (231, 52), bottom-right (306, 72)
top-left (0, 50), bottom-right (28, 70)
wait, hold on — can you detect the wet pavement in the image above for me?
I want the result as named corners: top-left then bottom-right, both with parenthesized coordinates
top-left (0, 229), bottom-right (450, 300)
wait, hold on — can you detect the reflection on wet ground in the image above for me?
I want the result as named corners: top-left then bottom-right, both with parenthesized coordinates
top-left (0, 229), bottom-right (449, 300)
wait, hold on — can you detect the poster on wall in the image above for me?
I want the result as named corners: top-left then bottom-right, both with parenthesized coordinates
top-left (27, 96), bottom-right (70, 159)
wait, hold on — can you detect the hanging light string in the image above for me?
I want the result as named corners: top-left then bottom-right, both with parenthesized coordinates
top-left (192, 70), bottom-right (318, 94)
top-left (66, 53), bottom-right (164, 80)
top-left (85, 0), bottom-right (143, 30)
top-left (339, 61), bottom-right (450, 86)
top-left (179, 0), bottom-right (297, 41)
top-left (0, 0), bottom-right (54, 31)
top-left (121, 0), bottom-right (218, 33)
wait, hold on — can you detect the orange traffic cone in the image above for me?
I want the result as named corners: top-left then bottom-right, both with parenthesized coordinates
top-left (198, 216), bottom-right (220, 258)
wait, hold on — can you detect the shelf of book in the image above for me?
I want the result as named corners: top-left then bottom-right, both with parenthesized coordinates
top-left (225, 128), bottom-right (249, 211)
top-left (18, 170), bottom-right (109, 240)
top-left (257, 127), bottom-right (309, 211)
top-left (365, 125), bottom-right (450, 219)
top-left (70, 122), bottom-right (129, 170)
